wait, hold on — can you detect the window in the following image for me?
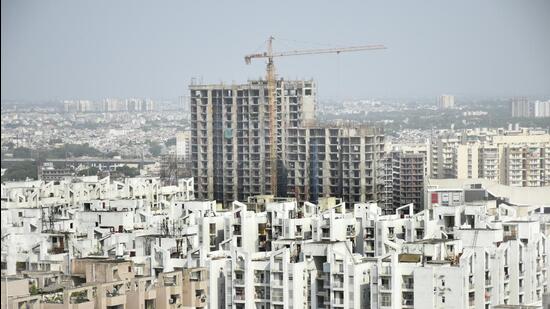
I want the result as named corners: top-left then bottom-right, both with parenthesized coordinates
top-left (381, 294), bottom-right (391, 306)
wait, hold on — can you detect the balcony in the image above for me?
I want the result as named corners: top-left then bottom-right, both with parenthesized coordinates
top-left (106, 293), bottom-right (126, 307)
top-left (254, 277), bottom-right (269, 285)
top-left (234, 278), bottom-right (245, 286)
top-left (272, 262), bottom-right (283, 272)
top-left (234, 294), bottom-right (245, 301)
top-left (333, 279), bottom-right (344, 289)
top-left (380, 266), bottom-right (391, 276)
top-left (402, 299), bottom-right (414, 306)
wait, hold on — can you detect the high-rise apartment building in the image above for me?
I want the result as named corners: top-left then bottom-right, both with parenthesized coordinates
top-left (190, 79), bottom-right (386, 205)
top-left (430, 128), bottom-right (550, 187)
top-left (511, 98), bottom-right (550, 118)
top-left (189, 79), bottom-right (316, 203)
top-left (437, 94), bottom-right (455, 109)
top-left (429, 134), bottom-right (460, 179)
top-left (286, 126), bottom-right (385, 205)
top-left (175, 131), bottom-right (191, 160)
top-left (63, 100), bottom-right (94, 113)
top-left (504, 144), bottom-right (550, 187)
top-left (379, 147), bottom-right (426, 213)
top-left (511, 97), bottom-right (530, 117)
top-left (533, 100), bottom-right (550, 118)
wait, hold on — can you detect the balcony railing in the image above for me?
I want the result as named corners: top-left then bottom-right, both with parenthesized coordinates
top-left (234, 294), bottom-right (245, 301)
top-left (234, 278), bottom-right (245, 285)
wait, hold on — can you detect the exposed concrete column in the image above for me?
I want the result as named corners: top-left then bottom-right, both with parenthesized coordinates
top-left (206, 89), bottom-right (214, 200)
top-left (360, 137), bottom-right (366, 203)
top-left (232, 87), bottom-right (238, 201)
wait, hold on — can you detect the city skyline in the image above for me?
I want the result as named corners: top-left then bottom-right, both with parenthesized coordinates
top-left (2, 0), bottom-right (550, 101)
top-left (2, 2), bottom-right (550, 308)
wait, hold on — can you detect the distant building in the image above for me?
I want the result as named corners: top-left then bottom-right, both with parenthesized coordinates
top-left (511, 98), bottom-right (550, 118)
top-left (511, 97), bottom-right (530, 117)
top-left (63, 98), bottom-right (156, 113)
top-left (63, 100), bottom-right (94, 113)
top-left (175, 131), bottom-right (191, 160)
top-left (430, 127), bottom-right (550, 187)
top-left (533, 100), bottom-right (550, 118)
top-left (38, 162), bottom-right (74, 182)
top-left (437, 94), bottom-right (455, 109)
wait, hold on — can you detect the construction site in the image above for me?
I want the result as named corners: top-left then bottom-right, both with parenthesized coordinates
top-left (190, 37), bottom-right (387, 206)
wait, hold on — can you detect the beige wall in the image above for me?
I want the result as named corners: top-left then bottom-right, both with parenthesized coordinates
top-left (1, 278), bottom-right (30, 309)
top-left (182, 268), bottom-right (208, 308)
top-left (72, 259), bottom-right (134, 283)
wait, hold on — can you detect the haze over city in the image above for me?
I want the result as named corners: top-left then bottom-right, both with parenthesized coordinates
top-left (2, 2), bottom-right (550, 309)
top-left (2, 0), bottom-right (550, 101)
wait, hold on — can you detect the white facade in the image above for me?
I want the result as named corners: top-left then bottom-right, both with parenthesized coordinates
top-left (2, 176), bottom-right (549, 309)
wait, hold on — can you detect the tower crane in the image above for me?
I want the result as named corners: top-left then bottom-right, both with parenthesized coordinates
top-left (244, 36), bottom-right (386, 197)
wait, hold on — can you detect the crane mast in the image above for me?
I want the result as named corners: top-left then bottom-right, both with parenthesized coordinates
top-left (266, 36), bottom-right (278, 197)
top-left (245, 36), bottom-right (386, 198)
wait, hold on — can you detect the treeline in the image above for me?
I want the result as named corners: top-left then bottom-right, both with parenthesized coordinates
top-left (2, 163), bottom-right (140, 182)
top-left (3, 143), bottom-right (104, 159)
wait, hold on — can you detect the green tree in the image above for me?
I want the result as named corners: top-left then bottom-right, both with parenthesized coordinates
top-left (148, 142), bottom-right (162, 157)
top-left (77, 166), bottom-right (100, 176)
top-left (42, 143), bottom-right (103, 158)
top-left (165, 137), bottom-right (177, 146)
top-left (30, 284), bottom-right (40, 295)
top-left (1, 161), bottom-right (38, 181)
top-left (12, 147), bottom-right (33, 158)
top-left (115, 165), bottom-right (140, 177)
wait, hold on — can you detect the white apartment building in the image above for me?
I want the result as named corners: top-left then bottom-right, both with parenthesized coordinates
top-left (2, 176), bottom-right (549, 309)
top-left (430, 127), bottom-right (550, 187)
top-left (437, 95), bottom-right (455, 109)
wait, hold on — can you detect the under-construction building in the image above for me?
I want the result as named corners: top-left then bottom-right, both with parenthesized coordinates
top-left (286, 126), bottom-right (385, 205)
top-left (378, 150), bottom-right (425, 213)
top-left (190, 79), bottom-right (386, 206)
top-left (190, 79), bottom-right (316, 203)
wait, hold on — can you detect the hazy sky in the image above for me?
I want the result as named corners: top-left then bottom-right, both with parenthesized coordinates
top-left (1, 0), bottom-right (549, 101)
